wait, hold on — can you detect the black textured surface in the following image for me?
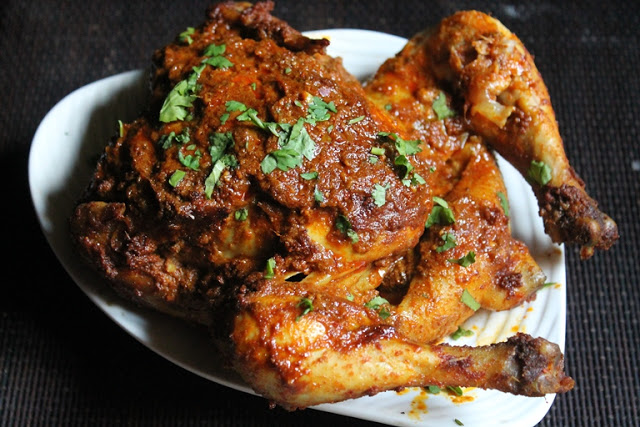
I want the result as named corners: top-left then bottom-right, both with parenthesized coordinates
top-left (2, 1), bottom-right (638, 425)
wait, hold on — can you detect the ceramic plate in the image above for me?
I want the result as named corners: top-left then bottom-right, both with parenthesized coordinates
top-left (29, 29), bottom-right (566, 427)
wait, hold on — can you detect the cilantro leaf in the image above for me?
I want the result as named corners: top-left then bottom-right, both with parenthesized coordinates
top-left (364, 296), bottom-right (391, 319)
top-left (450, 326), bottom-right (474, 340)
top-left (314, 188), bottom-right (325, 203)
top-left (527, 160), bottom-right (552, 186)
top-left (168, 170), bottom-right (185, 187)
top-left (202, 55), bottom-right (233, 69)
top-left (497, 191), bottom-right (510, 217)
top-left (159, 79), bottom-right (198, 123)
top-left (264, 257), bottom-right (276, 279)
top-left (460, 289), bottom-right (480, 311)
top-left (436, 232), bottom-right (457, 253)
top-left (234, 208), bottom-right (248, 221)
top-left (208, 132), bottom-right (234, 162)
top-left (203, 43), bottom-right (226, 57)
top-left (295, 297), bottom-right (314, 321)
top-left (306, 96), bottom-right (336, 124)
top-left (425, 385), bottom-right (441, 394)
top-left (204, 154), bottom-right (237, 198)
top-left (178, 147), bottom-right (201, 170)
top-left (448, 251), bottom-right (476, 267)
top-left (372, 183), bottom-right (390, 207)
top-left (301, 171), bottom-right (318, 180)
top-left (178, 27), bottom-right (195, 45)
top-left (432, 91), bottom-right (456, 120)
top-left (336, 215), bottom-right (359, 243)
top-left (425, 197), bottom-right (456, 228)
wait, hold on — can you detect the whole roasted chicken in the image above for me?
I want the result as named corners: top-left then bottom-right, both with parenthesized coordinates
top-left (70, 1), bottom-right (617, 410)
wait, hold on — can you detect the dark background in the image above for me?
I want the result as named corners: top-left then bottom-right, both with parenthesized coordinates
top-left (2, 1), bottom-right (638, 425)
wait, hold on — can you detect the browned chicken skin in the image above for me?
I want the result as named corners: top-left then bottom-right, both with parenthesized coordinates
top-left (68, 1), bottom-right (617, 410)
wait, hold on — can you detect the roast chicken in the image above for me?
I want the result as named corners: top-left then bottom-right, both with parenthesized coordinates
top-left (70, 1), bottom-right (616, 410)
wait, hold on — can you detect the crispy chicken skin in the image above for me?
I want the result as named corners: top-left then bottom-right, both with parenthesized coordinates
top-left (67, 1), bottom-right (615, 409)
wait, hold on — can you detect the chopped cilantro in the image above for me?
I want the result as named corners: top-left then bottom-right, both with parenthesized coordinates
top-left (314, 188), bottom-right (325, 203)
top-left (436, 232), bottom-right (457, 253)
top-left (250, 82), bottom-right (257, 90)
top-left (301, 171), bottom-right (318, 180)
top-left (236, 108), bottom-right (265, 129)
top-left (372, 183), bottom-right (390, 207)
top-left (460, 289), bottom-right (480, 311)
top-left (264, 257), bottom-right (276, 279)
top-left (447, 386), bottom-right (464, 396)
top-left (384, 103), bottom-right (392, 111)
top-left (306, 96), bottom-right (336, 124)
top-left (371, 147), bottom-right (385, 156)
top-left (295, 297), bottom-right (314, 321)
top-left (159, 78), bottom-right (198, 123)
top-left (208, 132), bottom-right (234, 162)
top-left (448, 251), bottom-right (476, 267)
top-left (497, 191), bottom-right (510, 217)
top-left (346, 293), bottom-right (355, 302)
top-left (178, 27), bottom-right (195, 45)
top-left (425, 197), bottom-right (456, 228)
top-left (336, 215), bottom-right (359, 243)
top-left (364, 296), bottom-right (391, 319)
top-left (450, 326), bottom-right (474, 340)
top-left (261, 118), bottom-right (316, 173)
top-left (368, 155), bottom-right (379, 164)
top-left (178, 147), bottom-right (201, 170)
top-left (432, 91), bottom-right (456, 120)
top-left (168, 170), bottom-right (185, 187)
top-left (203, 43), bottom-right (226, 57)
top-left (204, 154), bottom-right (237, 198)
top-left (202, 55), bottom-right (233, 69)
top-left (527, 160), bottom-right (552, 186)
top-left (348, 115), bottom-right (365, 124)
top-left (234, 208), bottom-right (248, 221)
top-left (284, 67), bottom-right (292, 74)
top-left (426, 385), bottom-right (441, 394)
top-left (226, 100), bottom-right (248, 112)
top-left (201, 43), bottom-right (233, 69)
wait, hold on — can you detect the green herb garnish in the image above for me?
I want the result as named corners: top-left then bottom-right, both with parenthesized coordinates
top-left (372, 183), bottom-right (390, 207)
top-left (348, 115), bottom-right (365, 124)
top-left (168, 170), bottom-right (186, 187)
top-left (336, 215), bottom-right (359, 243)
top-left (178, 27), bottom-right (195, 45)
top-left (264, 257), bottom-right (276, 279)
top-left (234, 208), bottom-right (248, 221)
top-left (527, 160), bottom-right (552, 186)
top-left (425, 197), bottom-right (456, 228)
top-left (432, 91), bottom-right (456, 120)
top-left (296, 297), bottom-right (314, 321)
top-left (436, 232), bottom-right (457, 253)
top-left (301, 171), bottom-right (318, 180)
top-left (448, 251), bottom-right (476, 267)
top-left (497, 191), bottom-right (510, 217)
top-left (364, 296), bottom-right (391, 319)
top-left (447, 386), bottom-right (464, 396)
top-left (460, 289), bottom-right (480, 311)
top-left (204, 154), bottom-right (237, 198)
top-left (425, 385), bottom-right (441, 394)
top-left (450, 326), bottom-right (474, 340)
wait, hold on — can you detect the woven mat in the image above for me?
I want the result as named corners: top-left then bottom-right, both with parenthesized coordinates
top-left (1, 1), bottom-right (638, 425)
